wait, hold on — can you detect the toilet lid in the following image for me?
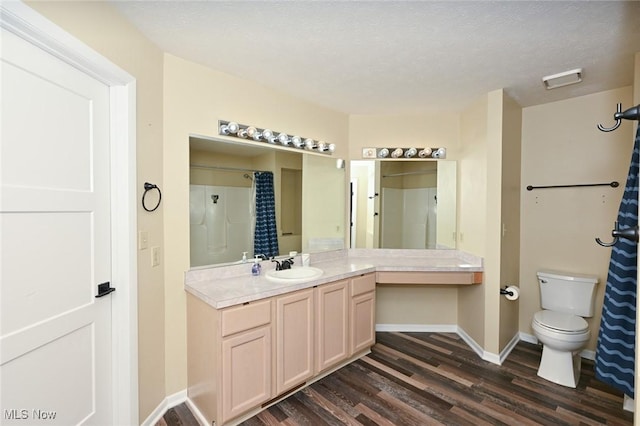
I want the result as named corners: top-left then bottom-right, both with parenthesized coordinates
top-left (533, 310), bottom-right (588, 333)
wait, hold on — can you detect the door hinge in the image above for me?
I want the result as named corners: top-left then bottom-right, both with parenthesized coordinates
top-left (95, 282), bottom-right (116, 298)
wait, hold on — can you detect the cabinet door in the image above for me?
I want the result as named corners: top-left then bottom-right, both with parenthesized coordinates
top-left (351, 291), bottom-right (376, 354)
top-left (351, 273), bottom-right (376, 355)
top-left (315, 280), bottom-right (349, 373)
top-left (275, 288), bottom-right (314, 394)
top-left (221, 325), bottom-right (272, 422)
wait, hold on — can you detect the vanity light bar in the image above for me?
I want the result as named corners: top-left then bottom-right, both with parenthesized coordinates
top-left (362, 147), bottom-right (446, 159)
top-left (218, 120), bottom-right (335, 156)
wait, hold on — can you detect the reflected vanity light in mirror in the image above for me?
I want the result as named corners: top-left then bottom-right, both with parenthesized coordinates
top-left (219, 120), bottom-right (335, 156)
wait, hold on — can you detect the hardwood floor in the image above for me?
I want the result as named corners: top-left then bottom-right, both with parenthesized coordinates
top-left (161, 332), bottom-right (634, 426)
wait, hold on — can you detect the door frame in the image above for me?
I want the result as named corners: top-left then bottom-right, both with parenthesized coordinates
top-left (1, 2), bottom-right (139, 424)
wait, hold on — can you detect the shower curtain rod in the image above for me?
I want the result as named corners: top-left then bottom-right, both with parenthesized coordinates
top-left (190, 164), bottom-right (268, 173)
top-left (382, 170), bottom-right (437, 178)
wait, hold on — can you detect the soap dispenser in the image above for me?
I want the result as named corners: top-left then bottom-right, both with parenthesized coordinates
top-left (251, 256), bottom-right (262, 276)
top-left (242, 251), bottom-right (248, 263)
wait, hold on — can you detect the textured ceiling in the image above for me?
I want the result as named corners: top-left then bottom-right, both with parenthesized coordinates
top-left (112, 1), bottom-right (640, 115)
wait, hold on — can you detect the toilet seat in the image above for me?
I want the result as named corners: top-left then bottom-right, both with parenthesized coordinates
top-left (533, 310), bottom-right (588, 334)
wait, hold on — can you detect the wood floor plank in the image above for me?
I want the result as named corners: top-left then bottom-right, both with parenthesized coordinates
top-left (252, 409), bottom-right (282, 426)
top-left (375, 342), bottom-right (475, 387)
top-left (390, 331), bottom-right (454, 355)
top-left (360, 354), bottom-right (434, 390)
top-left (375, 390), bottom-right (448, 426)
top-left (163, 333), bottom-right (633, 426)
top-left (477, 399), bottom-right (545, 426)
top-left (299, 387), bottom-right (363, 426)
top-left (353, 402), bottom-right (397, 426)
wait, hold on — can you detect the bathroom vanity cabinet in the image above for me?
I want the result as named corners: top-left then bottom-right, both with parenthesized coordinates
top-left (187, 272), bottom-right (376, 426)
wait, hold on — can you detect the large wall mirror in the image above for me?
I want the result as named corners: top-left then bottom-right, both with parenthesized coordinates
top-left (350, 160), bottom-right (457, 250)
top-left (190, 134), bottom-right (346, 268)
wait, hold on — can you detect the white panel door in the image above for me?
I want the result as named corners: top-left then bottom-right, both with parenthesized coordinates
top-left (1, 26), bottom-right (112, 425)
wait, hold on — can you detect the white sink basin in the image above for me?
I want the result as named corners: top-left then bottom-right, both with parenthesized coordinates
top-left (265, 267), bottom-right (323, 284)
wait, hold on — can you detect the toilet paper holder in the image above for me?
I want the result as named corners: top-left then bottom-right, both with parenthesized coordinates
top-left (500, 287), bottom-right (514, 297)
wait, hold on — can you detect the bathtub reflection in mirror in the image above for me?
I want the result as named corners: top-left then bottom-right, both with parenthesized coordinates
top-left (189, 135), bottom-right (345, 267)
top-left (350, 160), bottom-right (456, 250)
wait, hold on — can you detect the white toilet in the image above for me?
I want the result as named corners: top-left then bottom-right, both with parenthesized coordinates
top-left (531, 270), bottom-right (598, 388)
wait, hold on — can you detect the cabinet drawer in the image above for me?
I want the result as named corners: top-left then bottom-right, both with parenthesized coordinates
top-left (221, 299), bottom-right (271, 337)
top-left (351, 273), bottom-right (375, 296)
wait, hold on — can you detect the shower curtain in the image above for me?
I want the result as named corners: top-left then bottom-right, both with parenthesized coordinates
top-left (595, 125), bottom-right (639, 398)
top-left (253, 171), bottom-right (279, 258)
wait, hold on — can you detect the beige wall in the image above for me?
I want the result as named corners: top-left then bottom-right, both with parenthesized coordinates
top-left (25, 2), bottom-right (167, 422)
top-left (457, 96), bottom-right (489, 346)
top-left (636, 52), bottom-right (640, 106)
top-left (375, 286), bottom-right (458, 325)
top-left (499, 92), bottom-right (522, 351)
top-left (163, 53), bottom-right (350, 396)
top-left (520, 87), bottom-right (633, 351)
top-left (482, 90), bottom-right (505, 354)
top-left (348, 114), bottom-right (461, 160)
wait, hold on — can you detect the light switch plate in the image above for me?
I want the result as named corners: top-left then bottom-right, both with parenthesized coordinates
top-left (151, 246), bottom-right (160, 267)
top-left (138, 231), bottom-right (148, 250)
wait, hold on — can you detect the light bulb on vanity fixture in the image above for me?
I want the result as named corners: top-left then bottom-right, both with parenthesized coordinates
top-left (277, 133), bottom-right (290, 145)
top-left (304, 138), bottom-right (315, 150)
top-left (432, 147), bottom-right (447, 158)
top-left (391, 148), bottom-right (404, 158)
top-left (418, 148), bottom-right (432, 158)
top-left (263, 129), bottom-right (277, 143)
top-left (404, 147), bottom-right (417, 158)
top-left (219, 121), bottom-right (239, 135)
top-left (246, 126), bottom-right (259, 140)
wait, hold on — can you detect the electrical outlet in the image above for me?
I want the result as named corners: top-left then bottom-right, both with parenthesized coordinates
top-left (138, 231), bottom-right (148, 250)
top-left (362, 148), bottom-right (377, 159)
top-left (151, 246), bottom-right (160, 267)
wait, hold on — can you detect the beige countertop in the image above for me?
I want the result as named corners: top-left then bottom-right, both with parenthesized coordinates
top-left (185, 249), bottom-right (483, 309)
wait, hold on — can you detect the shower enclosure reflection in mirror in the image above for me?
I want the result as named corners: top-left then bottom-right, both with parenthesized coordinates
top-left (350, 160), bottom-right (457, 250)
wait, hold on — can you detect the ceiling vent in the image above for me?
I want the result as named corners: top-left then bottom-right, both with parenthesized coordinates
top-left (542, 68), bottom-right (583, 89)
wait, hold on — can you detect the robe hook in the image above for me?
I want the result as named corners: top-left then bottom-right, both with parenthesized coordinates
top-left (597, 103), bottom-right (623, 132)
top-left (596, 221), bottom-right (619, 247)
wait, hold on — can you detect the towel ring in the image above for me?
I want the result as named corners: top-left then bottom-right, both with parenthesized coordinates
top-left (142, 182), bottom-right (162, 212)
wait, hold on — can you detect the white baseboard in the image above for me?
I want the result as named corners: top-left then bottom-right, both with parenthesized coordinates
top-left (185, 397), bottom-right (208, 426)
top-left (375, 323), bottom-right (506, 365)
top-left (375, 323), bottom-right (458, 333)
top-left (140, 389), bottom-right (187, 426)
top-left (497, 332), bottom-right (521, 365)
top-left (519, 332), bottom-right (538, 345)
top-left (455, 326), bottom-right (490, 362)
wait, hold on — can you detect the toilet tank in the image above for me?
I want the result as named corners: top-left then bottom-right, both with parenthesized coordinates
top-left (537, 270), bottom-right (599, 317)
